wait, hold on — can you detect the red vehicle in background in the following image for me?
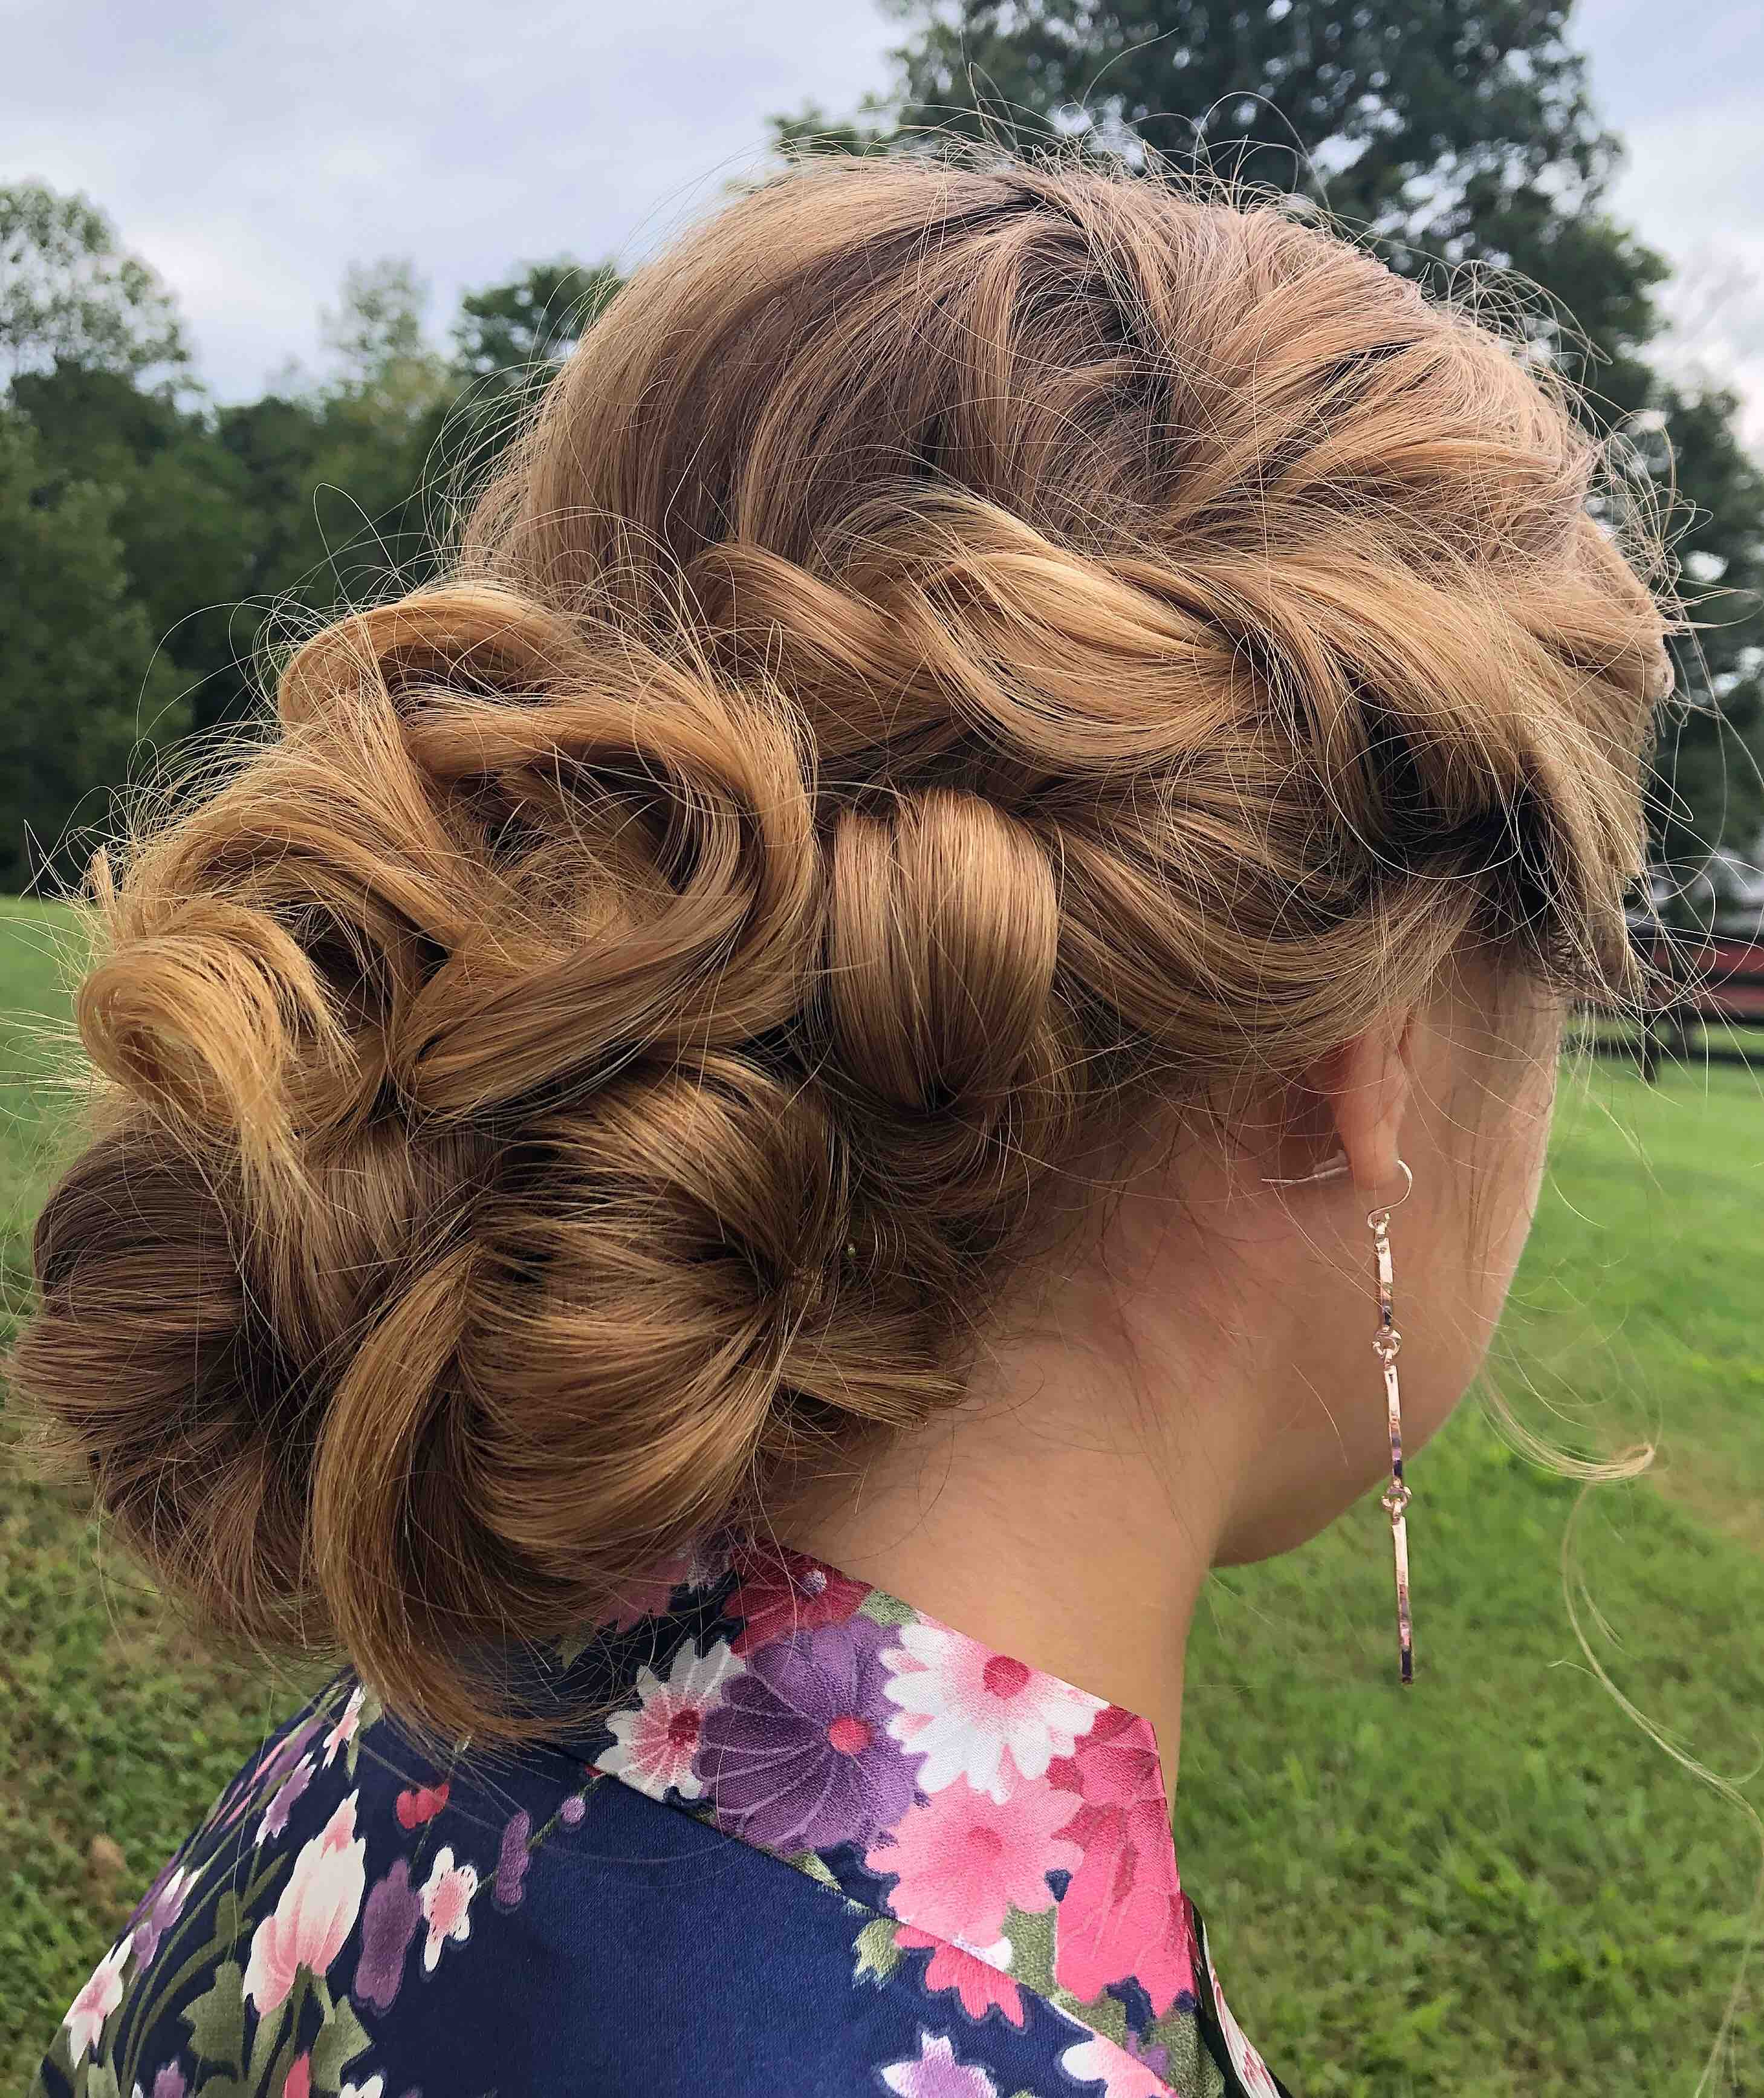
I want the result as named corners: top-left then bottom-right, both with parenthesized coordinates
top-left (1618, 929), bottom-right (1764, 1076)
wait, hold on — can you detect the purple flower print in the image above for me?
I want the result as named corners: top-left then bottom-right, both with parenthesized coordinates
top-left (219, 1715), bottom-right (324, 1834)
top-left (258, 1715), bottom-right (325, 1793)
top-left (693, 1616), bottom-right (915, 1853)
top-left (493, 1810), bottom-right (531, 1911)
top-left (128, 1857), bottom-right (191, 1967)
top-left (256, 1756), bottom-right (315, 1846)
top-left (880, 2030), bottom-right (999, 2097)
top-left (126, 1854), bottom-right (174, 1935)
top-left (151, 2067), bottom-right (188, 2098)
top-left (353, 1858), bottom-right (422, 2014)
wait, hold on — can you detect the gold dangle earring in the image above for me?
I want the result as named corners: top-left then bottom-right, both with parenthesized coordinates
top-left (1262, 1152), bottom-right (1418, 1684)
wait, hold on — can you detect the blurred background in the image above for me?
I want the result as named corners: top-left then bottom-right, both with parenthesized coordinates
top-left (2, 5), bottom-right (1762, 2092)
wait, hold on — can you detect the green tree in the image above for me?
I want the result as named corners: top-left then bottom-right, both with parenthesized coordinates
top-left (13, 363), bottom-right (264, 735)
top-left (300, 260), bottom-right (457, 605)
top-left (0, 182), bottom-right (187, 382)
top-left (453, 258), bottom-right (621, 392)
top-left (430, 259), bottom-right (624, 496)
top-left (776, 0), bottom-right (1764, 865)
top-left (1623, 383), bottom-right (1764, 872)
top-left (0, 405), bottom-right (187, 890)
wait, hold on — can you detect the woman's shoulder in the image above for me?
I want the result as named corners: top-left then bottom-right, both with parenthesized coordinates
top-left (33, 1673), bottom-right (598, 2098)
top-left (38, 1672), bottom-right (1141, 2098)
top-left (34, 1569), bottom-right (1283, 2090)
top-left (38, 1660), bottom-right (1264, 2098)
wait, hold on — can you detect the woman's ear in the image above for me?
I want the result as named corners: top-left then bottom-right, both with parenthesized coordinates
top-left (1311, 1013), bottom-right (1415, 1204)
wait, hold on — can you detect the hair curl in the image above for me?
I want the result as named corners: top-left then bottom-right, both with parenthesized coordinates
top-left (8, 151), bottom-right (1672, 1741)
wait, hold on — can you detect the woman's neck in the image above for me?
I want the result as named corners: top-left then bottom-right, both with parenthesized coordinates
top-left (776, 1311), bottom-right (1240, 1800)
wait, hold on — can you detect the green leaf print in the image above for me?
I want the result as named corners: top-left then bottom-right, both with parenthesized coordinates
top-left (853, 1915), bottom-right (903, 1986)
top-left (308, 1992), bottom-right (373, 2093)
top-left (180, 1960), bottom-right (247, 2070)
top-left (855, 1590), bottom-right (915, 1629)
top-left (1048, 1978), bottom-right (1129, 2048)
top-left (245, 1978), bottom-right (295, 2094)
top-left (997, 1900), bottom-right (1057, 1998)
top-left (789, 1848), bottom-right (845, 1896)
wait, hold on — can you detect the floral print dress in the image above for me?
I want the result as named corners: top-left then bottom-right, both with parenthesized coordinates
top-left (35, 1536), bottom-right (1289, 2098)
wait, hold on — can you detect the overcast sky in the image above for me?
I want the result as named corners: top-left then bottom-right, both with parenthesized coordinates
top-left (7, 0), bottom-right (1762, 442)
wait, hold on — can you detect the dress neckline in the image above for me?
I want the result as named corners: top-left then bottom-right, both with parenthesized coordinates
top-left (565, 1531), bottom-right (1282, 2097)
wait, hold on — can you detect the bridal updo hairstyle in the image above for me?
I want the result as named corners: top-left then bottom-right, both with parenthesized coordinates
top-left (10, 152), bottom-right (1672, 1741)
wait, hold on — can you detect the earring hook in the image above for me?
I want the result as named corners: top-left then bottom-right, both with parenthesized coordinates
top-left (1262, 1149), bottom-right (1413, 1222)
top-left (1260, 1151), bottom-right (1352, 1189)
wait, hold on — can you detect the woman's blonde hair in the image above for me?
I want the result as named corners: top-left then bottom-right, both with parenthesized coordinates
top-left (7, 149), bottom-right (1672, 1741)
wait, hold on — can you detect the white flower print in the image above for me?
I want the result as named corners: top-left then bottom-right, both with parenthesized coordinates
top-left (244, 1792), bottom-right (368, 2016)
top-left (598, 1637), bottom-right (745, 1802)
top-left (881, 1619), bottom-right (1104, 1802)
top-left (322, 1683), bottom-right (366, 1766)
top-left (1058, 2032), bottom-right (1170, 2097)
top-left (63, 1937), bottom-right (130, 2067)
top-left (418, 1846), bottom-right (478, 1971)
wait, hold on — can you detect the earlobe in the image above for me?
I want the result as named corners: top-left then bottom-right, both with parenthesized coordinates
top-left (1319, 1016), bottom-right (1414, 1204)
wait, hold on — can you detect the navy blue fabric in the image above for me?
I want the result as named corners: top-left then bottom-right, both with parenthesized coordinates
top-left (36, 1678), bottom-right (1271, 2098)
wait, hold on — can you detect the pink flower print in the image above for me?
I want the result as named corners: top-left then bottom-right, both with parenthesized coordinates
top-left (243, 1791), bottom-right (368, 2016)
top-left (322, 1684), bottom-right (366, 1767)
top-left (1210, 1954), bottom-right (1282, 2097)
top-left (282, 2055), bottom-right (311, 2098)
top-left (598, 1637), bottom-right (744, 1802)
top-left (63, 1937), bottom-right (129, 2067)
top-left (1046, 1707), bottom-right (1195, 2016)
top-left (882, 1621), bottom-right (1104, 1802)
top-left (724, 1542), bottom-right (868, 1655)
top-left (417, 1847), bottom-right (478, 1971)
top-left (1057, 2031), bottom-right (1170, 2097)
top-left (878, 2028), bottom-right (1000, 2097)
top-left (149, 2067), bottom-right (187, 2098)
top-left (256, 1755), bottom-right (314, 1846)
top-left (896, 1927), bottom-right (1026, 2026)
top-left (866, 1775), bottom-right (1081, 1943)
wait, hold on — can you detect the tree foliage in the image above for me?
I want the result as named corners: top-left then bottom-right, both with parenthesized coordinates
top-left (0, 183), bottom-right (187, 383)
top-left (452, 259), bottom-right (623, 391)
top-left (0, 193), bottom-right (627, 875)
top-left (0, 406), bottom-right (186, 891)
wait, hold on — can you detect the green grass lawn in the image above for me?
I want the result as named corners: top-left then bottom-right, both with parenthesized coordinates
top-left (2, 893), bottom-right (1762, 2094)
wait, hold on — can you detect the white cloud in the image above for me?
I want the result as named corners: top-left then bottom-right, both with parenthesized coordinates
top-left (4, 0), bottom-right (900, 396)
top-left (1578, 0), bottom-right (1764, 443)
